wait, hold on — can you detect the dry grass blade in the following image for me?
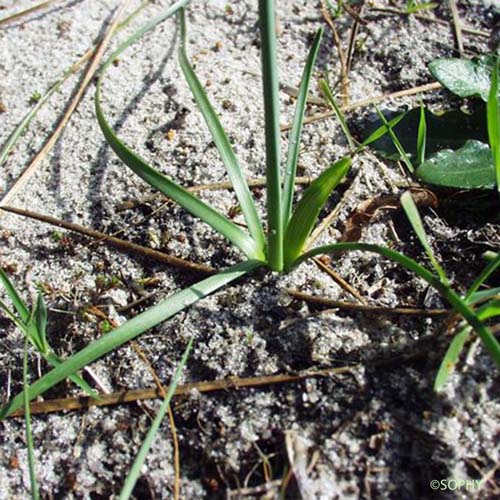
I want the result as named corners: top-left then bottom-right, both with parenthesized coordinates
top-left (0, 0), bottom-right (131, 208)
top-left (448, 0), bottom-right (464, 56)
top-left (0, 0), bottom-right (58, 27)
top-left (0, 205), bottom-right (214, 275)
top-left (320, 0), bottom-right (349, 105)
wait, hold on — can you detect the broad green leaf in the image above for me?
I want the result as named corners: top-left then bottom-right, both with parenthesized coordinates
top-left (178, 11), bottom-right (265, 252)
top-left (487, 58), bottom-right (500, 194)
top-left (429, 55), bottom-right (497, 102)
top-left (282, 28), bottom-right (324, 226)
top-left (416, 140), bottom-right (496, 190)
top-left (400, 191), bottom-right (448, 284)
top-left (284, 158), bottom-right (351, 269)
top-left (0, 267), bottom-right (30, 323)
top-left (363, 107), bottom-right (488, 160)
top-left (434, 326), bottom-right (470, 392)
top-left (0, 259), bottom-right (262, 418)
top-left (119, 338), bottom-right (192, 499)
top-left (297, 242), bottom-right (500, 369)
top-left (259, 0), bottom-right (283, 271)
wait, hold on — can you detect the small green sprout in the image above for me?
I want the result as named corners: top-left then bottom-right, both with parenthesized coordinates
top-left (405, 0), bottom-right (437, 14)
top-left (29, 92), bottom-right (42, 104)
top-left (0, 267), bottom-right (98, 398)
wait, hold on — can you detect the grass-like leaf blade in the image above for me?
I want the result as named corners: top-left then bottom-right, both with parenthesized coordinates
top-left (0, 260), bottom-right (262, 419)
top-left (477, 299), bottom-right (500, 321)
top-left (259, 0), bottom-right (283, 271)
top-left (487, 58), bottom-right (500, 195)
top-left (434, 326), bottom-right (470, 392)
top-left (23, 340), bottom-right (39, 500)
top-left (361, 112), bottom-right (406, 147)
top-left (119, 338), bottom-right (192, 500)
top-left (417, 101), bottom-right (427, 165)
top-left (178, 11), bottom-right (265, 253)
top-left (319, 79), bottom-right (356, 152)
top-left (282, 28), bottom-right (323, 226)
top-left (43, 352), bottom-right (99, 398)
top-left (297, 242), bottom-right (500, 368)
top-left (465, 253), bottom-right (500, 301)
top-left (95, 14), bottom-right (263, 260)
top-left (0, 267), bottom-right (30, 323)
top-left (400, 191), bottom-right (448, 284)
top-left (467, 287), bottom-right (500, 305)
top-left (284, 157), bottom-right (350, 269)
top-left (374, 106), bottom-right (414, 173)
top-left (33, 293), bottom-right (48, 354)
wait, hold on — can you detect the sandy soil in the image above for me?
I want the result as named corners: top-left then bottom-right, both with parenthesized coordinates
top-left (0, 0), bottom-right (499, 498)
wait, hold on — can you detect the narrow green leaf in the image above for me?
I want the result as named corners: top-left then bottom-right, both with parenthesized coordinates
top-left (363, 107), bottom-right (488, 160)
top-left (487, 58), bottom-right (500, 196)
top-left (374, 105), bottom-right (414, 173)
top-left (0, 298), bottom-right (27, 332)
top-left (467, 287), bottom-right (500, 305)
top-left (416, 140), bottom-right (496, 190)
top-left (33, 293), bottom-right (48, 354)
top-left (0, 260), bottom-right (262, 418)
top-left (282, 28), bottom-right (324, 226)
top-left (43, 352), bottom-right (99, 399)
top-left (434, 326), bottom-right (470, 392)
top-left (297, 243), bottom-right (500, 368)
top-left (429, 55), bottom-right (497, 102)
top-left (319, 79), bottom-right (356, 152)
top-left (477, 299), bottom-right (500, 321)
top-left (284, 157), bottom-right (350, 269)
top-left (400, 191), bottom-right (448, 284)
top-left (119, 338), bottom-right (192, 500)
top-left (361, 112), bottom-right (406, 148)
top-left (95, 9), bottom-right (263, 261)
top-left (0, 295), bottom-right (98, 398)
top-left (23, 339), bottom-right (39, 500)
top-left (417, 101), bottom-right (427, 165)
top-left (259, 0), bottom-right (283, 271)
top-left (465, 253), bottom-right (500, 301)
top-left (178, 11), bottom-right (265, 252)
top-left (0, 267), bottom-right (30, 323)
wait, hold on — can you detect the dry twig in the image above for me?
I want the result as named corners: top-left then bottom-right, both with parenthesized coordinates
top-left (286, 288), bottom-right (450, 317)
top-left (1, 205), bottom-right (214, 275)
